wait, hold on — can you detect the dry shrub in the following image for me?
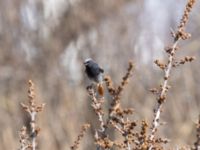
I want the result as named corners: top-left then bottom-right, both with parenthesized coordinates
top-left (18, 0), bottom-right (200, 150)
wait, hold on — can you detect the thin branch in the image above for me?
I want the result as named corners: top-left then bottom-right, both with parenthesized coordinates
top-left (148, 0), bottom-right (196, 149)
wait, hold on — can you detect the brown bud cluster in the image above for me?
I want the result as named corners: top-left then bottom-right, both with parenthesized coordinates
top-left (149, 88), bottom-right (159, 95)
top-left (19, 80), bottom-right (45, 150)
top-left (155, 138), bottom-right (169, 144)
top-left (87, 87), bottom-right (105, 116)
top-left (180, 56), bottom-right (196, 64)
top-left (97, 83), bottom-right (104, 96)
top-left (109, 61), bottom-right (134, 115)
top-left (165, 46), bottom-right (179, 54)
top-left (175, 0), bottom-right (196, 41)
top-left (95, 136), bottom-right (124, 149)
top-left (154, 60), bottom-right (166, 70)
top-left (18, 126), bottom-right (32, 149)
top-left (71, 124), bottom-right (90, 150)
top-left (120, 61), bottom-right (134, 86)
top-left (178, 0), bottom-right (196, 30)
top-left (157, 95), bottom-right (166, 104)
top-left (192, 115), bottom-right (200, 150)
top-left (104, 76), bottom-right (115, 95)
top-left (173, 56), bottom-right (195, 67)
top-left (21, 80), bottom-right (45, 114)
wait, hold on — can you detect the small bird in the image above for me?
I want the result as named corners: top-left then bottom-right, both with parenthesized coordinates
top-left (84, 58), bottom-right (104, 95)
top-left (84, 58), bottom-right (104, 83)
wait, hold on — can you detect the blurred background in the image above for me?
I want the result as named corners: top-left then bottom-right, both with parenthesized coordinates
top-left (0, 0), bottom-right (200, 149)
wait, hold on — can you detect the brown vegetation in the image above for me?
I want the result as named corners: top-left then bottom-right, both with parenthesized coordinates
top-left (0, 0), bottom-right (200, 150)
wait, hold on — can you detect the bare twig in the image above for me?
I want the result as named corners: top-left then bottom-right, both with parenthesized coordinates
top-left (148, 0), bottom-right (196, 149)
top-left (70, 124), bottom-right (91, 150)
top-left (19, 80), bottom-right (45, 150)
top-left (18, 126), bottom-right (31, 150)
top-left (149, 40), bottom-right (179, 142)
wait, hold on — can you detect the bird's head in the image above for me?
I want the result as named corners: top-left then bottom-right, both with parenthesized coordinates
top-left (84, 58), bottom-right (93, 66)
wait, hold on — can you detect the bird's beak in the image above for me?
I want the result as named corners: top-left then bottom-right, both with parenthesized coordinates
top-left (84, 60), bottom-right (89, 65)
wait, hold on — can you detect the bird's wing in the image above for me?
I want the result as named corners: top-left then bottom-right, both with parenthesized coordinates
top-left (99, 67), bottom-right (104, 73)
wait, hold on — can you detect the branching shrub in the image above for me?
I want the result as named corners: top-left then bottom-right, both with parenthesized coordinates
top-left (19, 80), bottom-right (45, 150)
top-left (18, 0), bottom-right (199, 150)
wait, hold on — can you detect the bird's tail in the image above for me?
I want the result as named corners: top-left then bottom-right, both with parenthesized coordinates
top-left (97, 82), bottom-right (104, 96)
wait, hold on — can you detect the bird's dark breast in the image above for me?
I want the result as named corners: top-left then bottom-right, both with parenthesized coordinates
top-left (85, 65), bottom-right (100, 79)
